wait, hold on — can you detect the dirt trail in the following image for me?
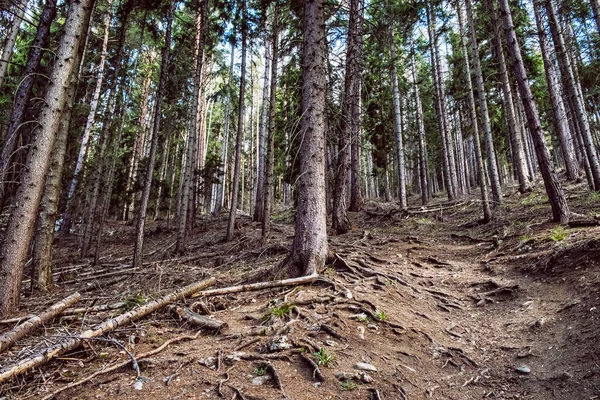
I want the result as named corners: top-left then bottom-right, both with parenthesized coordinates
top-left (1, 188), bottom-right (599, 399)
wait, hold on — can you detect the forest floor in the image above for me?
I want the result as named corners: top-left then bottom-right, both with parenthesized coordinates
top-left (1, 181), bottom-right (600, 400)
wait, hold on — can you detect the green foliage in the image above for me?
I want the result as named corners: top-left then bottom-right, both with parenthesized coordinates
top-left (253, 365), bottom-right (267, 376)
top-left (341, 380), bottom-right (358, 390)
top-left (520, 192), bottom-right (548, 206)
top-left (374, 309), bottom-right (388, 322)
top-left (313, 348), bottom-right (335, 367)
top-left (549, 226), bottom-right (567, 242)
top-left (121, 293), bottom-right (148, 311)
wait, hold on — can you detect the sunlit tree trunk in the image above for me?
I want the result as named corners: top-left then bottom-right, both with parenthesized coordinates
top-left (498, 0), bottom-right (569, 223)
top-left (254, 29), bottom-right (271, 223)
top-left (390, 27), bottom-right (407, 209)
top-left (0, 0), bottom-right (94, 317)
top-left (0, 0), bottom-right (27, 91)
top-left (410, 45), bottom-right (429, 206)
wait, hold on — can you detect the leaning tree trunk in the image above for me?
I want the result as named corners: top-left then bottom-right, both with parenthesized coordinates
top-left (465, 0), bottom-right (502, 206)
top-left (533, 0), bottom-right (580, 181)
top-left (282, 0), bottom-right (328, 277)
top-left (545, 0), bottom-right (600, 190)
top-left (0, 0), bottom-right (27, 91)
top-left (390, 28), bottom-right (407, 209)
top-left (0, 0), bottom-right (94, 317)
top-left (226, 0), bottom-right (248, 242)
top-left (410, 44), bottom-right (429, 206)
top-left (591, 0), bottom-right (600, 33)
top-left (133, 1), bottom-right (173, 269)
top-left (262, 3), bottom-right (279, 242)
top-left (333, 0), bottom-right (362, 234)
top-left (484, 0), bottom-right (531, 193)
top-left (456, 0), bottom-right (492, 222)
top-left (31, 33), bottom-right (87, 292)
top-left (0, 0), bottom-right (57, 211)
top-left (348, 0), bottom-right (365, 212)
top-left (498, 0), bottom-right (569, 223)
top-left (61, 0), bottom-right (112, 232)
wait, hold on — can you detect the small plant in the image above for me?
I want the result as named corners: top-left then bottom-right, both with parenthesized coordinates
top-left (374, 309), bottom-right (388, 321)
top-left (550, 226), bottom-right (567, 242)
top-left (587, 191), bottom-right (600, 202)
top-left (313, 348), bottom-right (335, 367)
top-left (341, 379), bottom-right (358, 390)
top-left (253, 365), bottom-right (267, 376)
top-left (268, 303), bottom-right (293, 319)
top-left (518, 233), bottom-right (532, 243)
top-left (121, 293), bottom-right (147, 311)
top-left (385, 278), bottom-right (396, 286)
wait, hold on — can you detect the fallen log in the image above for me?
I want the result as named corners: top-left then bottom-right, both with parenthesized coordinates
top-left (168, 305), bottom-right (227, 331)
top-left (191, 273), bottom-right (321, 298)
top-left (0, 292), bottom-right (81, 354)
top-left (0, 277), bottom-right (216, 384)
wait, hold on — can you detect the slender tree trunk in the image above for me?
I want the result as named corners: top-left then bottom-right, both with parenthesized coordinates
top-left (132, 2), bottom-right (173, 269)
top-left (213, 41), bottom-right (235, 215)
top-left (348, 0), bottom-right (364, 212)
top-left (545, 0), bottom-right (600, 189)
top-left (498, 0), bottom-right (569, 223)
top-left (0, 0), bottom-right (94, 317)
top-left (0, 0), bottom-right (57, 210)
top-left (591, 0), bottom-right (600, 33)
top-left (262, 3), bottom-right (279, 241)
top-left (456, 0), bottom-right (492, 222)
top-left (254, 31), bottom-right (271, 222)
top-left (410, 46), bottom-right (429, 206)
top-left (0, 0), bottom-right (27, 91)
top-left (466, 0), bottom-right (502, 206)
top-left (282, 0), bottom-right (328, 277)
top-left (227, 0), bottom-right (248, 242)
top-left (61, 0), bottom-right (112, 231)
top-left (390, 28), bottom-right (407, 209)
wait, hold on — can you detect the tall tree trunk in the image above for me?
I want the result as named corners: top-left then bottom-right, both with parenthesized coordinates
top-left (282, 0), bottom-right (328, 277)
top-left (0, 0), bottom-right (94, 317)
top-left (465, 0), bottom-right (502, 206)
top-left (498, 0), bottom-right (569, 223)
top-left (348, 0), bottom-right (364, 212)
top-left (456, 0), bottom-right (492, 222)
top-left (533, 0), bottom-right (580, 181)
top-left (61, 0), bottom-right (113, 231)
top-left (410, 45), bottom-right (429, 206)
top-left (333, 0), bottom-right (362, 234)
top-left (31, 21), bottom-right (87, 293)
top-left (213, 40), bottom-right (235, 215)
top-left (0, 0), bottom-right (58, 211)
top-left (226, 0), bottom-right (248, 242)
top-left (253, 30), bottom-right (271, 222)
top-left (176, 0), bottom-right (207, 252)
top-left (132, 1), bottom-right (173, 269)
top-left (545, 0), bottom-right (600, 189)
top-left (262, 3), bottom-right (279, 241)
top-left (591, 0), bottom-right (600, 33)
top-left (484, 0), bottom-right (531, 193)
top-left (390, 27), bottom-right (407, 209)
top-left (0, 0), bottom-right (27, 91)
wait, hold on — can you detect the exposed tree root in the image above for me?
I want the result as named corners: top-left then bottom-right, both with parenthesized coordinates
top-left (300, 353), bottom-right (325, 382)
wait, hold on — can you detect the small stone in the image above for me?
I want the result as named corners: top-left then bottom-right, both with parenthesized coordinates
top-left (354, 362), bottom-right (377, 372)
top-left (313, 382), bottom-right (321, 387)
top-left (515, 365), bottom-right (531, 374)
top-left (367, 324), bottom-right (379, 331)
top-left (358, 372), bottom-right (373, 383)
top-left (133, 380), bottom-right (144, 390)
top-left (357, 326), bottom-right (365, 340)
top-left (335, 372), bottom-right (354, 381)
top-left (251, 375), bottom-right (272, 385)
top-left (555, 371), bottom-right (573, 380)
top-left (325, 340), bottom-right (337, 346)
top-left (351, 313), bottom-right (368, 320)
top-left (268, 335), bottom-right (292, 352)
top-left (198, 357), bottom-right (216, 369)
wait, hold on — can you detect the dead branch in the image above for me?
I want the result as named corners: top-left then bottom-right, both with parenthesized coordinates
top-left (0, 292), bottom-right (81, 354)
top-left (192, 273), bottom-right (321, 298)
top-left (62, 301), bottom-right (126, 315)
top-left (39, 331), bottom-right (202, 400)
top-left (168, 305), bottom-right (227, 331)
top-left (0, 277), bottom-right (216, 384)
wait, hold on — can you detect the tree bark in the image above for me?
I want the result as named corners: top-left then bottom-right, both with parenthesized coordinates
top-left (282, 0), bottom-right (328, 277)
top-left (465, 0), bottom-right (502, 206)
top-left (0, 0), bottom-right (95, 318)
top-left (410, 44), bottom-right (429, 206)
top-left (254, 28), bottom-right (271, 223)
top-left (227, 0), bottom-right (248, 242)
top-left (133, 1), bottom-right (174, 269)
top-left (498, 0), bottom-right (569, 223)
top-left (0, 0), bottom-right (58, 210)
top-left (390, 28), bottom-right (407, 209)
top-left (0, 0), bottom-right (27, 92)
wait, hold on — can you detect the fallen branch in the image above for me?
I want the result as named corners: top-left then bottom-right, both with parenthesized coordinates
top-left (0, 277), bottom-right (216, 384)
top-left (169, 305), bottom-right (227, 331)
top-left (0, 292), bottom-right (81, 354)
top-left (40, 331), bottom-right (202, 400)
top-left (62, 302), bottom-right (126, 315)
top-left (192, 273), bottom-right (321, 298)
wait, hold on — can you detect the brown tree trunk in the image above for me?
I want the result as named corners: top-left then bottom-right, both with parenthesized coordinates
top-left (410, 43), bottom-right (429, 206)
top-left (0, 0), bottom-right (27, 92)
top-left (0, 0), bottom-right (95, 317)
top-left (254, 28), bottom-right (271, 223)
top-left (498, 0), bottom-right (569, 223)
top-left (283, 0), bottom-right (328, 277)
